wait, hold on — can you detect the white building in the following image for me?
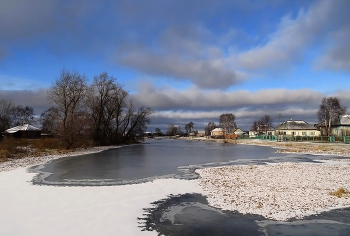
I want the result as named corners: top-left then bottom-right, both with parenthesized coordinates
top-left (275, 118), bottom-right (320, 136)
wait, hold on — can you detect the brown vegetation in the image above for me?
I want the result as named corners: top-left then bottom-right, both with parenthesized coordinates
top-left (330, 188), bottom-right (350, 198)
top-left (0, 137), bottom-right (93, 162)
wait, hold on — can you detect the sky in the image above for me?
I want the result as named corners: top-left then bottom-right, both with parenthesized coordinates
top-left (1, 0), bottom-right (350, 132)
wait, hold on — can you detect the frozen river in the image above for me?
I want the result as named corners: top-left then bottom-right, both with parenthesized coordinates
top-left (30, 139), bottom-right (323, 186)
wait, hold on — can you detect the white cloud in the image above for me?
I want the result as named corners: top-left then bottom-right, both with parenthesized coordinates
top-left (236, 0), bottom-right (350, 73)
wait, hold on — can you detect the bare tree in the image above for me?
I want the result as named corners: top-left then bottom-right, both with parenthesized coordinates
top-left (47, 69), bottom-right (88, 149)
top-left (154, 128), bottom-right (162, 135)
top-left (205, 122), bottom-right (216, 136)
top-left (86, 72), bottom-right (126, 144)
top-left (317, 97), bottom-right (347, 136)
top-left (185, 122), bottom-right (194, 134)
top-left (12, 105), bottom-right (36, 126)
top-left (260, 115), bottom-right (273, 127)
top-left (167, 125), bottom-right (177, 136)
top-left (120, 106), bottom-right (153, 143)
top-left (178, 126), bottom-right (185, 135)
top-left (219, 113), bottom-right (237, 134)
top-left (185, 123), bottom-right (190, 134)
top-left (87, 75), bottom-right (152, 144)
top-left (0, 100), bottom-right (36, 131)
top-left (251, 121), bottom-right (258, 132)
top-left (0, 99), bottom-right (14, 132)
top-left (188, 122), bottom-right (194, 133)
top-left (40, 106), bottom-right (60, 133)
top-left (259, 114), bottom-right (273, 134)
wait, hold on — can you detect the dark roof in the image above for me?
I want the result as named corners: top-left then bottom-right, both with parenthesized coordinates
top-left (276, 119), bottom-right (316, 130)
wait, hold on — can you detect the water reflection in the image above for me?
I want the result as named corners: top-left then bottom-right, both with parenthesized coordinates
top-left (140, 193), bottom-right (350, 236)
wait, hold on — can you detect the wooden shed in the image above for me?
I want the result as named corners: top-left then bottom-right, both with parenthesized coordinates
top-left (3, 124), bottom-right (41, 139)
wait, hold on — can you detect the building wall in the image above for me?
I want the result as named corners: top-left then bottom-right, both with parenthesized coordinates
top-left (332, 126), bottom-right (350, 136)
top-left (211, 131), bottom-right (224, 136)
top-left (249, 131), bottom-right (258, 137)
top-left (279, 129), bottom-right (320, 136)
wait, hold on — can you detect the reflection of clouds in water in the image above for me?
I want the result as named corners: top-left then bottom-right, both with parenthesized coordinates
top-left (161, 202), bottom-right (225, 224)
top-left (141, 193), bottom-right (350, 236)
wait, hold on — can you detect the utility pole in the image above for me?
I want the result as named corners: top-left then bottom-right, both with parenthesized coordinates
top-left (278, 113), bottom-right (281, 141)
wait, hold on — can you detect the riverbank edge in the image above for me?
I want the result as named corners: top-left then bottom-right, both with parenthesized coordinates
top-left (195, 160), bottom-right (350, 221)
top-left (177, 136), bottom-right (350, 158)
top-left (174, 137), bottom-right (350, 221)
top-left (0, 145), bottom-right (121, 172)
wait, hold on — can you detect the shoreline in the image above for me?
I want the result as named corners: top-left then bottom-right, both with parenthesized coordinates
top-left (0, 145), bottom-right (121, 172)
top-left (179, 136), bottom-right (350, 157)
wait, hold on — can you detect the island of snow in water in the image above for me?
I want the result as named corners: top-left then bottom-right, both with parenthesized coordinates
top-left (196, 160), bottom-right (350, 221)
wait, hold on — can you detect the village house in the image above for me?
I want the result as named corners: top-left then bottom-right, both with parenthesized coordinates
top-left (328, 114), bottom-right (350, 136)
top-left (249, 124), bottom-right (275, 137)
top-left (210, 127), bottom-right (224, 138)
top-left (275, 118), bottom-right (320, 136)
top-left (196, 130), bottom-right (205, 137)
top-left (233, 128), bottom-right (246, 136)
top-left (3, 124), bottom-right (41, 139)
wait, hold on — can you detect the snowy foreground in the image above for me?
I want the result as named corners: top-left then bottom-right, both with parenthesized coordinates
top-left (197, 160), bottom-right (350, 221)
top-left (1, 147), bottom-right (350, 235)
top-left (0, 168), bottom-right (204, 236)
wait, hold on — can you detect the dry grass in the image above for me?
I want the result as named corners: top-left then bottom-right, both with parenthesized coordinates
top-left (0, 138), bottom-right (30, 161)
top-left (0, 137), bottom-right (93, 163)
top-left (330, 188), bottom-right (350, 198)
top-left (30, 138), bottom-right (65, 150)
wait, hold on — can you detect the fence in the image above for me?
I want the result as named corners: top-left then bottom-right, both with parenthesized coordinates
top-left (249, 135), bottom-right (350, 143)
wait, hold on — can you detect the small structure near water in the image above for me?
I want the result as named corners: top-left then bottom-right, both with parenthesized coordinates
top-left (3, 124), bottom-right (41, 139)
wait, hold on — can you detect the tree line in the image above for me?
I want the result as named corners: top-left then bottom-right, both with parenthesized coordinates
top-left (0, 70), bottom-right (153, 149)
top-left (155, 96), bottom-right (347, 137)
top-left (155, 113), bottom-right (238, 136)
top-left (0, 101), bottom-right (36, 132)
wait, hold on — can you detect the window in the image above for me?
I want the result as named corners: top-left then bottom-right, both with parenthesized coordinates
top-left (292, 132), bottom-right (296, 135)
top-left (302, 132), bottom-right (307, 136)
top-left (310, 132), bottom-right (315, 136)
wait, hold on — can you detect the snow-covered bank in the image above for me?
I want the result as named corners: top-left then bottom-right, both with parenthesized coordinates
top-left (0, 167), bottom-right (204, 236)
top-left (196, 160), bottom-right (350, 221)
top-left (0, 146), bottom-right (120, 172)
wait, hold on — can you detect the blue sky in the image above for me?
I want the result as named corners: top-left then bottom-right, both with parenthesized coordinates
top-left (1, 0), bottom-right (350, 131)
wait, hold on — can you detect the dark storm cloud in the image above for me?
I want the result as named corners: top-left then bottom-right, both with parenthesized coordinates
top-left (130, 84), bottom-right (323, 111)
top-left (130, 85), bottom-right (350, 130)
top-left (0, 89), bottom-right (49, 115)
top-left (0, 0), bottom-right (58, 40)
top-left (316, 25), bottom-right (350, 71)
